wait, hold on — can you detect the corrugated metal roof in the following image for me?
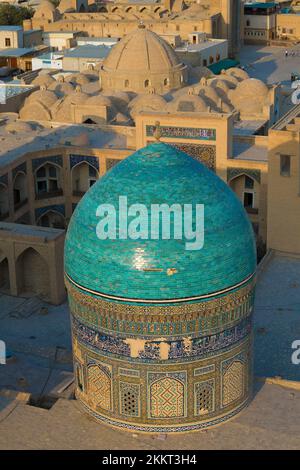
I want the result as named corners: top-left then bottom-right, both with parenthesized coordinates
top-left (0, 25), bottom-right (23, 31)
top-left (63, 45), bottom-right (111, 59)
top-left (0, 48), bottom-right (35, 57)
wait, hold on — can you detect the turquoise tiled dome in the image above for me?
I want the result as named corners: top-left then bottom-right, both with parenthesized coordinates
top-left (65, 142), bottom-right (256, 303)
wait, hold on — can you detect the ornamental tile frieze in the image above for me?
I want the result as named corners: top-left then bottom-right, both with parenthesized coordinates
top-left (72, 315), bottom-right (252, 362)
top-left (66, 278), bottom-right (255, 338)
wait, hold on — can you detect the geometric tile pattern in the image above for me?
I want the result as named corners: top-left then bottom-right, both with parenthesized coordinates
top-left (194, 379), bottom-right (215, 416)
top-left (87, 364), bottom-right (112, 411)
top-left (106, 158), bottom-right (120, 171)
top-left (222, 360), bottom-right (245, 407)
top-left (170, 143), bottom-right (216, 171)
top-left (149, 376), bottom-right (184, 418)
top-left (119, 382), bottom-right (140, 417)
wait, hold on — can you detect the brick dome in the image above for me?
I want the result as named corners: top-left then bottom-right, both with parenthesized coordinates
top-left (100, 26), bottom-right (188, 93)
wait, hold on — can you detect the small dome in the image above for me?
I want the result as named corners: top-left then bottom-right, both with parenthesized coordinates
top-left (53, 90), bottom-right (88, 122)
top-left (87, 94), bottom-right (118, 121)
top-left (65, 142), bottom-right (256, 301)
top-left (198, 85), bottom-right (221, 105)
top-left (103, 91), bottom-right (134, 110)
top-left (87, 94), bottom-right (113, 107)
top-left (128, 93), bottom-right (167, 119)
top-left (219, 71), bottom-right (239, 86)
top-left (226, 67), bottom-right (249, 81)
top-left (209, 78), bottom-right (231, 94)
top-left (19, 101), bottom-right (52, 121)
top-left (26, 88), bottom-right (58, 108)
top-left (228, 78), bottom-right (269, 116)
top-left (66, 73), bottom-right (91, 86)
top-left (167, 93), bottom-right (208, 113)
top-left (32, 73), bottom-right (55, 88)
top-left (48, 81), bottom-right (75, 96)
top-left (235, 78), bottom-right (269, 98)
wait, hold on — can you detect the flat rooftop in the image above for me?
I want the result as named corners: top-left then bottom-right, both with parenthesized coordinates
top-left (0, 251), bottom-right (299, 449)
top-left (0, 222), bottom-right (64, 241)
top-left (175, 39), bottom-right (227, 53)
top-left (232, 140), bottom-right (268, 162)
top-left (34, 52), bottom-right (64, 60)
top-left (76, 36), bottom-right (119, 43)
top-left (0, 120), bottom-right (127, 169)
top-left (233, 119), bottom-right (267, 136)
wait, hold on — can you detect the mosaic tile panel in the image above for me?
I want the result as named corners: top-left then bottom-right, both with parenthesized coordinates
top-left (73, 335), bottom-right (251, 431)
top-left (69, 154), bottom-right (99, 170)
top-left (146, 125), bottom-right (216, 141)
top-left (106, 158), bottom-right (120, 171)
top-left (169, 142), bottom-right (216, 171)
top-left (35, 204), bottom-right (65, 219)
top-left (32, 155), bottom-right (63, 171)
top-left (222, 361), bottom-right (245, 407)
top-left (87, 363), bottom-right (112, 411)
top-left (119, 382), bottom-right (140, 417)
top-left (12, 161), bottom-right (27, 179)
top-left (149, 376), bottom-right (185, 419)
top-left (227, 167), bottom-right (261, 184)
top-left (194, 379), bottom-right (215, 416)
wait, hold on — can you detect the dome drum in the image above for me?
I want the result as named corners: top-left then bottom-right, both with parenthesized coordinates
top-left (100, 26), bottom-right (188, 94)
top-left (101, 66), bottom-right (188, 94)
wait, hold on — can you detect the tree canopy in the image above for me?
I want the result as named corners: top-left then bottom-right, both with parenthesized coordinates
top-left (0, 4), bottom-right (34, 26)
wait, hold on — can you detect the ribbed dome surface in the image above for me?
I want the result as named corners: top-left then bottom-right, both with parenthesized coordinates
top-left (65, 143), bottom-right (256, 303)
top-left (102, 27), bottom-right (181, 74)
